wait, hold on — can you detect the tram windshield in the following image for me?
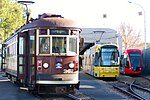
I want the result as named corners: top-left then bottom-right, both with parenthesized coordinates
top-left (52, 37), bottom-right (66, 53)
top-left (69, 37), bottom-right (77, 54)
top-left (39, 37), bottom-right (50, 54)
top-left (100, 47), bottom-right (119, 66)
top-left (129, 52), bottom-right (141, 68)
top-left (38, 29), bottom-right (78, 55)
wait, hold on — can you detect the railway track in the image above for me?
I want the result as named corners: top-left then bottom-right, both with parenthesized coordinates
top-left (127, 75), bottom-right (150, 88)
top-left (33, 90), bottom-right (92, 100)
top-left (65, 92), bottom-right (92, 100)
top-left (139, 75), bottom-right (150, 81)
top-left (119, 80), bottom-right (150, 92)
top-left (112, 80), bottom-right (150, 100)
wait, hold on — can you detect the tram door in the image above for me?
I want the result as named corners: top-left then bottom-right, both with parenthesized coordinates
top-left (18, 30), bottom-right (36, 85)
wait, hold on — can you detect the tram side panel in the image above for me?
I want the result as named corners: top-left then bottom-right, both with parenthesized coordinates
top-left (3, 34), bottom-right (18, 79)
top-left (83, 48), bottom-right (94, 76)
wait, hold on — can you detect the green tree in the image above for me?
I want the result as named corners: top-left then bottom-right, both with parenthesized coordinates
top-left (0, 0), bottom-right (26, 41)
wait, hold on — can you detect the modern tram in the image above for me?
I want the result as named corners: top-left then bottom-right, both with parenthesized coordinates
top-left (120, 48), bottom-right (143, 75)
top-left (82, 43), bottom-right (120, 78)
top-left (1, 13), bottom-right (81, 94)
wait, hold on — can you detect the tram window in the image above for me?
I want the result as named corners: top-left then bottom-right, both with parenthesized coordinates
top-left (50, 29), bottom-right (68, 35)
top-left (101, 47), bottom-right (119, 66)
top-left (19, 57), bottom-right (24, 64)
top-left (71, 30), bottom-right (79, 36)
top-left (94, 52), bottom-right (100, 66)
top-left (39, 37), bottom-right (50, 54)
top-left (31, 67), bottom-right (35, 76)
top-left (52, 37), bottom-right (66, 53)
top-left (39, 29), bottom-right (47, 35)
top-left (69, 38), bottom-right (77, 54)
top-left (30, 36), bottom-right (35, 54)
top-left (30, 57), bottom-right (35, 65)
top-left (19, 37), bottom-right (25, 54)
top-left (6, 48), bottom-right (9, 57)
top-left (19, 66), bottom-right (24, 74)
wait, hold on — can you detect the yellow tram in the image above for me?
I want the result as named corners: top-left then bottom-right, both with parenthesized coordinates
top-left (83, 43), bottom-right (120, 78)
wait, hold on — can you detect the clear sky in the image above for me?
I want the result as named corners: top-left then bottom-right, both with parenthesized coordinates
top-left (24, 0), bottom-right (150, 43)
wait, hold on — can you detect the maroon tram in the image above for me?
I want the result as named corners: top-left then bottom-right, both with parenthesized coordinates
top-left (120, 48), bottom-right (143, 75)
top-left (2, 13), bottom-right (81, 94)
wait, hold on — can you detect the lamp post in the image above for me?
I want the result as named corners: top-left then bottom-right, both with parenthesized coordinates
top-left (17, 1), bottom-right (35, 24)
top-left (128, 1), bottom-right (147, 49)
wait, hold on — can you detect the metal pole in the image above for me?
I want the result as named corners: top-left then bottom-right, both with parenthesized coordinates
top-left (24, 4), bottom-right (29, 24)
top-left (128, 1), bottom-right (147, 49)
top-left (17, 1), bottom-right (35, 24)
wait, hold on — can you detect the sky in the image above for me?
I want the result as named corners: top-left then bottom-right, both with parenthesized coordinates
top-left (23, 0), bottom-right (150, 43)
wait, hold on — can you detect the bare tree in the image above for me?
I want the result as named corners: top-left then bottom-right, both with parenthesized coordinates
top-left (118, 23), bottom-right (144, 50)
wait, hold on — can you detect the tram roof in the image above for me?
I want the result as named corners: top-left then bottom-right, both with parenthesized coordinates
top-left (17, 14), bottom-right (80, 32)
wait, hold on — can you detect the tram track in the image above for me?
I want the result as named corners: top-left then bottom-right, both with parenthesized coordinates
top-left (128, 75), bottom-right (150, 88)
top-left (112, 79), bottom-right (150, 100)
top-left (118, 80), bottom-right (150, 92)
top-left (129, 80), bottom-right (147, 100)
top-left (65, 90), bottom-right (93, 100)
top-left (140, 75), bottom-right (150, 81)
top-left (32, 90), bottom-right (92, 100)
top-left (112, 84), bottom-right (144, 100)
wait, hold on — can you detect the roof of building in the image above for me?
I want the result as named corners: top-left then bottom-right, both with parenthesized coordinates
top-left (80, 28), bottom-right (118, 43)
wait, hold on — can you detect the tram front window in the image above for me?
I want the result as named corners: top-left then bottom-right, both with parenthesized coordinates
top-left (101, 47), bottom-right (119, 66)
top-left (39, 37), bottom-right (50, 54)
top-left (129, 52), bottom-right (141, 69)
top-left (52, 37), bottom-right (66, 53)
top-left (69, 38), bottom-right (77, 54)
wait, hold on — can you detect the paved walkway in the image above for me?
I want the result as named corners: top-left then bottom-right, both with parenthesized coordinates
top-left (78, 71), bottom-right (126, 100)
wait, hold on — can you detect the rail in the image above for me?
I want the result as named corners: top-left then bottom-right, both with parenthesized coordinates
top-left (113, 80), bottom-right (149, 100)
top-left (129, 80), bottom-right (146, 100)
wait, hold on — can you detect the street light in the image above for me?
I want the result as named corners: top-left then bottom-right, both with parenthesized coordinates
top-left (128, 1), bottom-right (147, 49)
top-left (17, 1), bottom-right (35, 24)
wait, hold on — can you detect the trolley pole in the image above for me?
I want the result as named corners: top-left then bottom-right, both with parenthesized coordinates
top-left (18, 1), bottom-right (35, 24)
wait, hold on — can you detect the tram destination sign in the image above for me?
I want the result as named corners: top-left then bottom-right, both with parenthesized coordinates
top-left (50, 29), bottom-right (69, 35)
top-left (101, 48), bottom-right (117, 52)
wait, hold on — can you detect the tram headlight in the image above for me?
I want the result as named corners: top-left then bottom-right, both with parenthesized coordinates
top-left (43, 63), bottom-right (49, 69)
top-left (69, 62), bottom-right (75, 68)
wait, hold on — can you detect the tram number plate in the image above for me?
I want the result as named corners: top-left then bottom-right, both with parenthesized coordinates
top-left (63, 69), bottom-right (74, 73)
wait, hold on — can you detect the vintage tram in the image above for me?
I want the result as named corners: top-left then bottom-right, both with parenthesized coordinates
top-left (1, 13), bottom-right (81, 94)
top-left (120, 48), bottom-right (143, 75)
top-left (82, 43), bottom-right (120, 78)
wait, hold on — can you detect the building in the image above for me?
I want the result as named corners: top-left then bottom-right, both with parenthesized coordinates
top-left (79, 28), bottom-right (122, 55)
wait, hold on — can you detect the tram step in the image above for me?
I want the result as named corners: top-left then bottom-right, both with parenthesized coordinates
top-left (20, 87), bottom-right (29, 91)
